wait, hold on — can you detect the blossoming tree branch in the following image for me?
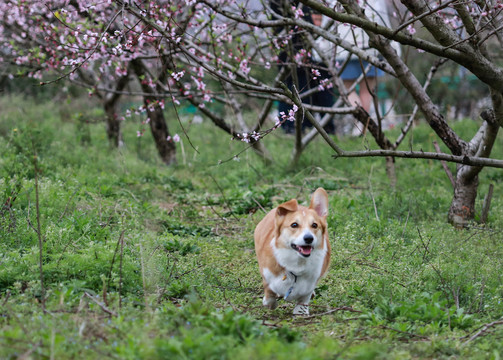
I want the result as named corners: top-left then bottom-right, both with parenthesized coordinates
top-left (2, 0), bottom-right (503, 226)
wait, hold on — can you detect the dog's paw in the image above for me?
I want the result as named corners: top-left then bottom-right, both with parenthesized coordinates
top-left (263, 296), bottom-right (278, 310)
top-left (293, 304), bottom-right (309, 315)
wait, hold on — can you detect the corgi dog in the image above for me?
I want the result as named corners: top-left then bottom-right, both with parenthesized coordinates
top-left (254, 188), bottom-right (330, 315)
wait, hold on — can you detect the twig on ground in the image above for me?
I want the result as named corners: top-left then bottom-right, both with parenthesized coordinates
top-left (209, 174), bottom-right (239, 221)
top-left (222, 288), bottom-right (238, 312)
top-left (30, 148), bottom-right (46, 312)
top-left (301, 306), bottom-right (362, 319)
top-left (139, 238), bottom-right (148, 308)
top-left (417, 227), bottom-right (432, 262)
top-left (1, 290), bottom-right (11, 307)
top-left (17, 341), bottom-right (43, 360)
top-left (463, 317), bottom-right (503, 343)
top-left (107, 229), bottom-right (126, 293)
top-left (84, 292), bottom-right (117, 317)
top-left (58, 187), bottom-right (80, 221)
top-left (119, 229), bottom-right (125, 309)
top-left (368, 165), bottom-right (380, 221)
top-left (174, 263), bottom-right (205, 280)
top-left (378, 324), bottom-right (430, 340)
top-left (261, 319), bottom-right (284, 328)
top-left (252, 197), bottom-right (267, 213)
top-left (205, 196), bottom-right (229, 222)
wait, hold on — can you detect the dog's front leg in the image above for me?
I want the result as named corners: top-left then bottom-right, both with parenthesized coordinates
top-left (293, 293), bottom-right (312, 315)
top-left (262, 286), bottom-right (278, 309)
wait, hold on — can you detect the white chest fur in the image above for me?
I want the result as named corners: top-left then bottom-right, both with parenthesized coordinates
top-left (262, 238), bottom-right (327, 302)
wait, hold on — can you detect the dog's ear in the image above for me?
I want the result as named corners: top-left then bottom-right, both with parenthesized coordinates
top-left (309, 188), bottom-right (328, 217)
top-left (276, 199), bottom-right (298, 219)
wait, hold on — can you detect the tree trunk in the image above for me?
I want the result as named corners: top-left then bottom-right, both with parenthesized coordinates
top-left (447, 102), bottom-right (501, 228)
top-left (131, 59), bottom-right (177, 165)
top-left (448, 166), bottom-right (479, 228)
top-left (104, 100), bottom-right (123, 147)
top-left (385, 156), bottom-right (396, 189)
top-left (102, 73), bottom-right (130, 147)
top-left (146, 104), bottom-right (177, 166)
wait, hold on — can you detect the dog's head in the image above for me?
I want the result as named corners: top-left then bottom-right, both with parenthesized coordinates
top-left (274, 188), bottom-right (328, 258)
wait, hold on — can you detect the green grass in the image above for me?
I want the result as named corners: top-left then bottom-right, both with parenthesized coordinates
top-left (1, 95), bottom-right (503, 359)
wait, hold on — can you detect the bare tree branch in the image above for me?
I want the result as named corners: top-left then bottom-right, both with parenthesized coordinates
top-left (298, 0), bottom-right (503, 93)
top-left (334, 149), bottom-right (503, 169)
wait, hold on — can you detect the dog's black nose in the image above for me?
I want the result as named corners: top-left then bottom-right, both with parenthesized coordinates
top-left (303, 234), bottom-right (314, 244)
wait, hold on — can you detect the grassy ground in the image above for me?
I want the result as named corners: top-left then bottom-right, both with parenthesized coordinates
top-left (1, 95), bottom-right (503, 359)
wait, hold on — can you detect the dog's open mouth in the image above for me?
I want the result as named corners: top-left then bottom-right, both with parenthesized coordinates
top-left (291, 244), bottom-right (312, 257)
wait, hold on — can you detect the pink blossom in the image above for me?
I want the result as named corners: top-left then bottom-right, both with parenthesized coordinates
top-left (115, 66), bottom-right (127, 76)
top-left (292, 6), bottom-right (304, 19)
top-left (287, 104), bottom-right (298, 121)
top-left (237, 131), bottom-right (260, 143)
top-left (239, 59), bottom-right (251, 75)
top-left (192, 76), bottom-right (206, 91)
top-left (294, 49), bottom-right (309, 64)
top-left (167, 134), bottom-right (181, 143)
top-left (318, 78), bottom-right (333, 91)
top-left (172, 70), bottom-right (185, 81)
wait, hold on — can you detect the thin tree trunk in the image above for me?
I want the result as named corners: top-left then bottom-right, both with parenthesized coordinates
top-left (448, 167), bottom-right (479, 228)
top-left (385, 156), bottom-right (396, 189)
top-left (103, 73), bottom-right (129, 148)
top-left (104, 100), bottom-right (122, 147)
top-left (76, 70), bottom-right (129, 148)
top-left (131, 59), bottom-right (176, 165)
top-left (146, 104), bottom-right (177, 166)
top-left (448, 102), bottom-right (501, 227)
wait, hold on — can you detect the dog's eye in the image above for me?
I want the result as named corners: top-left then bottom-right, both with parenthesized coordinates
top-left (291, 222), bottom-right (298, 228)
top-left (312, 222), bottom-right (318, 229)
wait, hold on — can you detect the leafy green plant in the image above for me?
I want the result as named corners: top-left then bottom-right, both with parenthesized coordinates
top-left (363, 292), bottom-right (475, 331)
top-left (161, 219), bottom-right (213, 237)
top-left (162, 238), bottom-right (201, 256)
top-left (1, 97), bottom-right (503, 359)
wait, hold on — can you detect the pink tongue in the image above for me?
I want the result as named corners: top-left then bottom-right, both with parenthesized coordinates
top-left (300, 246), bottom-right (312, 255)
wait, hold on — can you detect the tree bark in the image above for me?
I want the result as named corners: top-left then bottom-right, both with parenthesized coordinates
top-left (102, 73), bottom-right (130, 147)
top-left (385, 156), bottom-right (396, 189)
top-left (448, 101), bottom-right (501, 227)
top-left (448, 167), bottom-right (479, 228)
top-left (131, 59), bottom-right (177, 166)
top-left (104, 99), bottom-right (123, 147)
top-left (145, 104), bottom-right (177, 166)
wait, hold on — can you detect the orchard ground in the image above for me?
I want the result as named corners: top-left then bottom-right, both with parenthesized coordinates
top-left (1, 96), bottom-right (503, 359)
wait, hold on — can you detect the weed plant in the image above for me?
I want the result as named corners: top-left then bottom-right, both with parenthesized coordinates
top-left (1, 95), bottom-right (503, 359)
